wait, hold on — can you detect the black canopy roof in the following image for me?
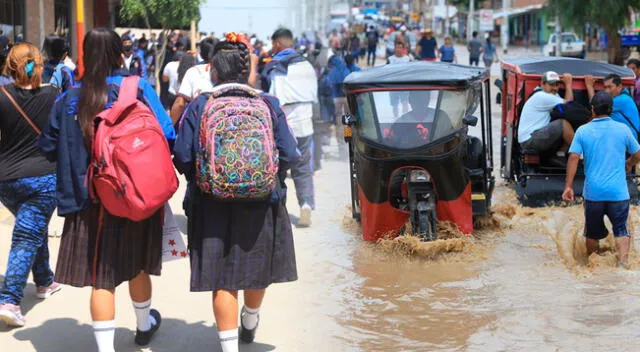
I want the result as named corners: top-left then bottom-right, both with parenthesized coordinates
top-left (503, 57), bottom-right (634, 78)
top-left (343, 61), bottom-right (488, 88)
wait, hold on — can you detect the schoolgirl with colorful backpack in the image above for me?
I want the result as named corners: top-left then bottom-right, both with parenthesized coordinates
top-left (38, 28), bottom-right (177, 352)
top-left (173, 33), bottom-right (299, 352)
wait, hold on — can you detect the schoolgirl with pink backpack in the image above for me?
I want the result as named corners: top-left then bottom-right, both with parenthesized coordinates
top-left (173, 33), bottom-right (299, 352)
top-left (38, 28), bottom-right (177, 352)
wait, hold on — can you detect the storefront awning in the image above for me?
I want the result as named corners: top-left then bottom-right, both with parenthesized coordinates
top-left (493, 4), bottom-right (544, 19)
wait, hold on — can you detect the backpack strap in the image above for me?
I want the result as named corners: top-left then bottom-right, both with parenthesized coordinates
top-left (0, 85), bottom-right (41, 135)
top-left (620, 112), bottom-right (640, 137)
top-left (97, 76), bottom-right (140, 124)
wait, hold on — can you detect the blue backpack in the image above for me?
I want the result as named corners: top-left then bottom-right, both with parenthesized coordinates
top-left (42, 61), bottom-right (66, 88)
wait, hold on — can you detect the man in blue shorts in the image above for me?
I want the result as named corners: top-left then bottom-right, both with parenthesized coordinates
top-left (563, 92), bottom-right (640, 267)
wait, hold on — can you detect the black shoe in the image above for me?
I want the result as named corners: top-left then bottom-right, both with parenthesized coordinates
top-left (239, 309), bottom-right (259, 344)
top-left (135, 309), bottom-right (162, 346)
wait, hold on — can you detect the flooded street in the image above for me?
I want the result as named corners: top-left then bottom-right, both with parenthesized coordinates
top-left (301, 154), bottom-right (640, 351)
top-left (294, 77), bottom-right (640, 351)
top-left (2, 47), bottom-right (639, 352)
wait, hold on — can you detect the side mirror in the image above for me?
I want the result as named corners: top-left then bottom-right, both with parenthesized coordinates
top-left (342, 114), bottom-right (356, 126)
top-left (463, 115), bottom-right (478, 127)
top-left (494, 79), bottom-right (503, 90)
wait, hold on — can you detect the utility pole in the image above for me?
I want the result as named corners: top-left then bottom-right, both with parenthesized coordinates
top-left (467, 0), bottom-right (475, 42)
top-left (190, 21), bottom-right (197, 52)
top-left (501, 0), bottom-right (509, 54)
top-left (445, 0), bottom-right (450, 36)
top-left (302, 0), bottom-right (308, 31)
top-left (321, 0), bottom-right (328, 35)
top-left (348, 0), bottom-right (354, 24)
top-left (314, 0), bottom-right (320, 31)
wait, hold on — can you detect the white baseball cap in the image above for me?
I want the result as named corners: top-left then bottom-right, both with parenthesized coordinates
top-left (542, 71), bottom-right (561, 84)
top-left (400, 26), bottom-right (407, 31)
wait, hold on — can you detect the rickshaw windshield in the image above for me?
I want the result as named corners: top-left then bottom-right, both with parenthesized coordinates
top-left (354, 89), bottom-right (472, 149)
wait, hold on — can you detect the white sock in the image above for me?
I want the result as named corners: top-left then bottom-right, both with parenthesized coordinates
top-left (92, 320), bottom-right (116, 352)
top-left (132, 299), bottom-right (156, 332)
top-left (242, 306), bottom-right (260, 330)
top-left (218, 329), bottom-right (239, 352)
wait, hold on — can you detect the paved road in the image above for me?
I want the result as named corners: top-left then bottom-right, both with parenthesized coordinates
top-left (0, 43), bottom-right (595, 351)
top-left (0, 166), bottom-right (354, 351)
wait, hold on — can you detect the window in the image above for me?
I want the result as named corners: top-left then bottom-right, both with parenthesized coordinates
top-left (55, 0), bottom-right (71, 39)
top-left (560, 34), bottom-right (578, 43)
top-left (549, 35), bottom-right (556, 44)
top-left (354, 89), bottom-right (472, 150)
top-left (0, 0), bottom-right (25, 43)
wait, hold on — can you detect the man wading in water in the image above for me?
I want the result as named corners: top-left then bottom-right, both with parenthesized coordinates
top-left (563, 92), bottom-right (640, 267)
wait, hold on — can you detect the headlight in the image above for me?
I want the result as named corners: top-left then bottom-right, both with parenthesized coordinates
top-left (410, 169), bottom-right (430, 182)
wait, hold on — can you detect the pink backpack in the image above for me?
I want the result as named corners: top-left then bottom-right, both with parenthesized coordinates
top-left (89, 76), bottom-right (178, 221)
top-left (196, 84), bottom-right (279, 200)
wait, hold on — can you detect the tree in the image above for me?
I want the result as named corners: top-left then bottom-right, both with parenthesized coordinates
top-left (549, 0), bottom-right (640, 65)
top-left (120, 0), bottom-right (203, 92)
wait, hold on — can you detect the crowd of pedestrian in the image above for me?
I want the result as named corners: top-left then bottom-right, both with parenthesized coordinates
top-left (0, 26), bottom-right (320, 352)
top-left (5, 14), bottom-right (640, 352)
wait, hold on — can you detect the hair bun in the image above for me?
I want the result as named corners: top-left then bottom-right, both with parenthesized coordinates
top-left (225, 32), bottom-right (253, 52)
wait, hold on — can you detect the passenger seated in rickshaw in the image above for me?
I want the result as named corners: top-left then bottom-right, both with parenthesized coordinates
top-left (517, 71), bottom-right (576, 164)
top-left (384, 90), bottom-right (453, 149)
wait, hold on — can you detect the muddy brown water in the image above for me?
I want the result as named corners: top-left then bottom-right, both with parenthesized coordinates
top-left (319, 180), bottom-right (640, 351)
top-left (304, 87), bottom-right (640, 351)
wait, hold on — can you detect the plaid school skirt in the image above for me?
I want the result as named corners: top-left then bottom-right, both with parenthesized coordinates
top-left (187, 196), bottom-right (298, 292)
top-left (55, 204), bottom-right (163, 290)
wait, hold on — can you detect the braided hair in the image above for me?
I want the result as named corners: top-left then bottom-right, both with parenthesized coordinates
top-left (211, 40), bottom-right (250, 84)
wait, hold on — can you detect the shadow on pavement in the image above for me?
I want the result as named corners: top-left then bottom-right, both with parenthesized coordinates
top-left (12, 317), bottom-right (276, 351)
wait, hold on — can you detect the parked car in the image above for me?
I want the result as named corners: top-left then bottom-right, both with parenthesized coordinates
top-left (543, 32), bottom-right (586, 59)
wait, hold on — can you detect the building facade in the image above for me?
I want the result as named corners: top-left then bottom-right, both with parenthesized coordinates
top-left (481, 0), bottom-right (551, 46)
top-left (2, 0), bottom-right (111, 60)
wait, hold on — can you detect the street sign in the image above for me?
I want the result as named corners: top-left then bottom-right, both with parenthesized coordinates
top-left (412, 12), bottom-right (420, 22)
top-left (479, 9), bottom-right (494, 31)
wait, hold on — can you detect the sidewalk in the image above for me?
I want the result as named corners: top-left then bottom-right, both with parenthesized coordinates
top-left (0, 165), bottom-right (354, 351)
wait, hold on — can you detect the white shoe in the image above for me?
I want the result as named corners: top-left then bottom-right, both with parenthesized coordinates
top-left (298, 204), bottom-right (312, 228)
top-left (0, 303), bottom-right (26, 327)
top-left (36, 282), bottom-right (62, 299)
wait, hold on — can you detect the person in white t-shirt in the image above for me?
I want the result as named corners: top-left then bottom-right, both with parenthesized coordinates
top-left (386, 41), bottom-right (412, 65)
top-left (387, 42), bottom-right (412, 117)
top-left (170, 38), bottom-right (217, 123)
top-left (518, 71), bottom-right (575, 162)
top-left (162, 51), bottom-right (184, 108)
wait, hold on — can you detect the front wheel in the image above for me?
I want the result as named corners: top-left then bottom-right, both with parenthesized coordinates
top-left (413, 203), bottom-right (437, 241)
top-left (348, 143), bottom-right (361, 221)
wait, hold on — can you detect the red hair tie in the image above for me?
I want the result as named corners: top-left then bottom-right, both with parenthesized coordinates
top-left (225, 32), bottom-right (253, 52)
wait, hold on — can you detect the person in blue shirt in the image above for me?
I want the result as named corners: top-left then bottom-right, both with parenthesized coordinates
top-left (416, 29), bottom-right (438, 61)
top-left (42, 35), bottom-right (75, 92)
top-left (38, 28), bottom-right (174, 351)
top-left (563, 92), bottom-right (640, 267)
top-left (586, 74), bottom-right (640, 141)
top-left (0, 48), bottom-right (13, 86)
top-left (438, 37), bottom-right (456, 63)
top-left (344, 54), bottom-right (361, 72)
